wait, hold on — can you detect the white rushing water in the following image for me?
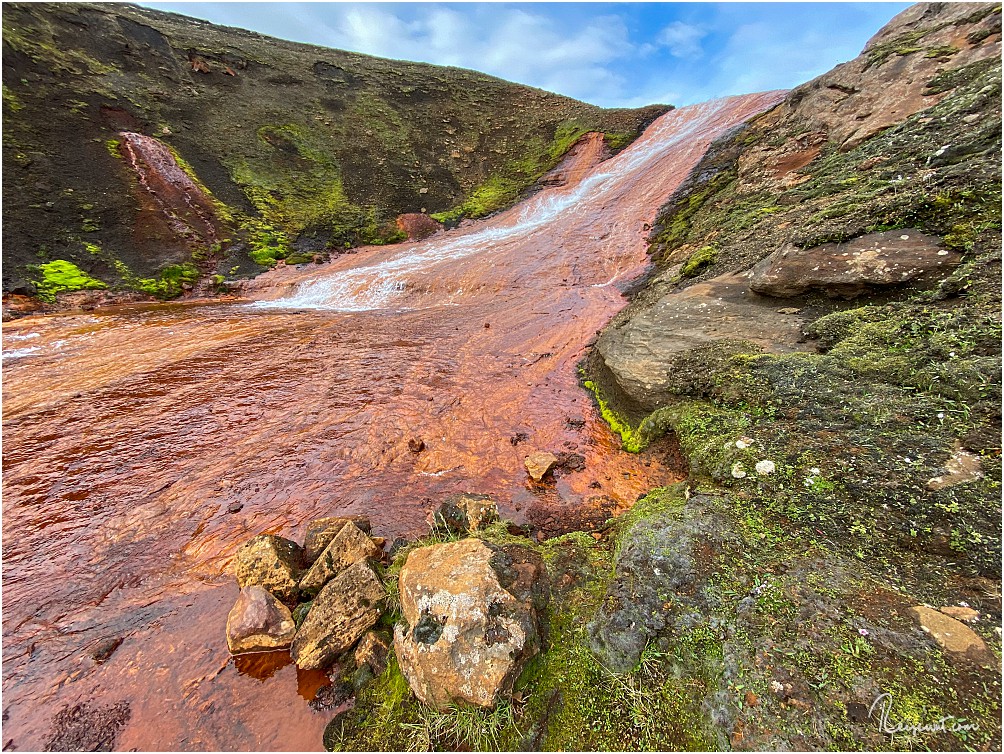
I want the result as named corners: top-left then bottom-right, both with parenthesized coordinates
top-left (251, 99), bottom-right (729, 312)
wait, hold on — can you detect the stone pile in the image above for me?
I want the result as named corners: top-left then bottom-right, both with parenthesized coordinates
top-left (226, 516), bottom-right (387, 671)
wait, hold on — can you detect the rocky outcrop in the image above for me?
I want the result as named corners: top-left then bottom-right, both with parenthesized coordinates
top-left (226, 585), bottom-right (297, 654)
top-left (393, 539), bottom-right (547, 709)
top-left (588, 493), bottom-right (739, 672)
top-left (291, 560), bottom-right (385, 670)
top-left (748, 230), bottom-right (960, 298)
top-left (233, 535), bottom-right (303, 603)
top-left (298, 521), bottom-right (381, 597)
top-left (909, 605), bottom-right (995, 666)
top-left (430, 493), bottom-right (498, 533)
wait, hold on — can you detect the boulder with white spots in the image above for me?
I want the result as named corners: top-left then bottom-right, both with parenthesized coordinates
top-left (393, 538), bottom-right (547, 709)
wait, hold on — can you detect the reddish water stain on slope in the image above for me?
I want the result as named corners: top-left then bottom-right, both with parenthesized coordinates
top-left (1, 92), bottom-right (784, 751)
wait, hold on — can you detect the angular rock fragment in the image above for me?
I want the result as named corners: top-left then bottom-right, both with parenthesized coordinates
top-left (291, 560), bottom-right (385, 670)
top-left (233, 534), bottom-right (303, 603)
top-left (226, 585), bottom-right (297, 654)
top-left (354, 631), bottom-right (389, 676)
top-left (524, 451), bottom-right (559, 482)
top-left (394, 539), bottom-right (547, 709)
top-left (302, 516), bottom-right (372, 566)
top-left (299, 521), bottom-right (381, 597)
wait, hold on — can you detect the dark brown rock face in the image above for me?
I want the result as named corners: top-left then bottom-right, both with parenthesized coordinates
top-left (748, 230), bottom-right (960, 298)
top-left (226, 585), bottom-right (297, 654)
top-left (291, 560), bottom-right (385, 670)
top-left (233, 535), bottom-right (303, 603)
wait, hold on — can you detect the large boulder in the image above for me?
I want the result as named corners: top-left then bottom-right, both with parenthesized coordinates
top-left (302, 516), bottom-right (372, 565)
top-left (233, 534), bottom-right (303, 603)
top-left (431, 493), bottom-right (498, 533)
top-left (299, 521), bottom-right (381, 597)
top-left (748, 230), bottom-right (959, 298)
top-left (291, 560), bottom-right (385, 670)
top-left (394, 539), bottom-right (548, 709)
top-left (226, 585), bottom-right (297, 654)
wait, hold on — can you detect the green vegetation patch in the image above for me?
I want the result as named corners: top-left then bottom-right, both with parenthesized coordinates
top-left (30, 259), bottom-right (106, 301)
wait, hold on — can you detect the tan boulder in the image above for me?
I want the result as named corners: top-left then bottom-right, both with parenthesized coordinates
top-left (299, 521), bottom-right (381, 597)
top-left (524, 451), bottom-right (559, 482)
top-left (910, 605), bottom-right (994, 666)
top-left (302, 515), bottom-right (372, 565)
top-left (226, 585), bottom-right (296, 654)
top-left (291, 560), bottom-right (385, 670)
top-left (394, 539), bottom-right (546, 709)
top-left (233, 534), bottom-right (303, 603)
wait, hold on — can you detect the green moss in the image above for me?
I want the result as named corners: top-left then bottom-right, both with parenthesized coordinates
top-left (134, 263), bottom-right (199, 299)
top-left (582, 378), bottom-right (646, 452)
top-left (679, 245), bottom-right (717, 278)
top-left (432, 120), bottom-right (594, 225)
top-left (31, 259), bottom-right (106, 302)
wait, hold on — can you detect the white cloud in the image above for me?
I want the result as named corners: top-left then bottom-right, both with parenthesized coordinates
top-left (656, 21), bottom-right (706, 58)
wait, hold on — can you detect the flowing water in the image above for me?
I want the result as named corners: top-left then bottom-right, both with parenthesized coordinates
top-left (1, 91), bottom-right (783, 751)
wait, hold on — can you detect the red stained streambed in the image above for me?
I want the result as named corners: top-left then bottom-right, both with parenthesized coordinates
top-left (1, 92), bottom-right (783, 751)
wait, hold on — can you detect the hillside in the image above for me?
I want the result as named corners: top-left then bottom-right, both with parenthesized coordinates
top-left (572, 3), bottom-right (1001, 748)
top-left (1, 2), bottom-right (667, 302)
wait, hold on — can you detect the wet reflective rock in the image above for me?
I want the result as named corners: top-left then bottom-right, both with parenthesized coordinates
top-left (226, 585), bottom-right (297, 654)
top-left (291, 561), bottom-right (385, 670)
top-left (234, 535), bottom-right (303, 603)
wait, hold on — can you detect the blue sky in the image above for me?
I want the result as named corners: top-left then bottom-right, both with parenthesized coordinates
top-left (139, 2), bottom-right (912, 107)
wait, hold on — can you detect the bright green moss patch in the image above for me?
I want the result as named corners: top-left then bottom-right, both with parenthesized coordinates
top-left (134, 263), bottom-right (199, 299)
top-left (432, 120), bottom-right (597, 225)
top-left (582, 378), bottom-right (646, 452)
top-left (31, 259), bottom-right (106, 301)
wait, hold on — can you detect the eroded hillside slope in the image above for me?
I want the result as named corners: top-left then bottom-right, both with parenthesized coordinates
top-left (575, 4), bottom-right (1001, 748)
top-left (1, 2), bottom-right (666, 302)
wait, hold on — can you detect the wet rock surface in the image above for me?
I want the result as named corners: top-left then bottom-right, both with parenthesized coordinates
top-left (291, 560), bottom-right (385, 670)
top-left (524, 451), bottom-right (560, 482)
top-left (298, 521), bottom-right (381, 597)
top-left (233, 535), bottom-right (303, 603)
top-left (43, 701), bottom-right (131, 752)
top-left (226, 585), bottom-right (297, 654)
top-left (430, 492), bottom-right (498, 533)
top-left (394, 538), bottom-right (547, 709)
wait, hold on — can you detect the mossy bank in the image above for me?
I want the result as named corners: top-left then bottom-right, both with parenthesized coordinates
top-left (2, 2), bottom-right (667, 305)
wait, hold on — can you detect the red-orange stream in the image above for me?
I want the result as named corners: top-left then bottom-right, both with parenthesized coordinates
top-left (1, 92), bottom-right (784, 751)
